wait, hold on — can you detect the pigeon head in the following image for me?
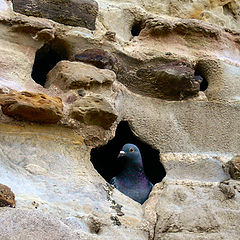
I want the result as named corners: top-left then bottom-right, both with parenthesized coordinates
top-left (118, 144), bottom-right (143, 168)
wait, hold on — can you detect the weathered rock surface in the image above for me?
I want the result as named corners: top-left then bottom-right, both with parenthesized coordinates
top-left (0, 183), bottom-right (15, 207)
top-left (75, 49), bottom-right (117, 71)
top-left (12, 0), bottom-right (98, 30)
top-left (136, 61), bottom-right (201, 100)
top-left (0, 0), bottom-right (239, 239)
top-left (0, 90), bottom-right (63, 123)
top-left (46, 61), bottom-right (116, 90)
top-left (71, 95), bottom-right (117, 129)
top-left (0, 123), bottom-right (147, 240)
top-left (224, 155), bottom-right (240, 180)
top-left (148, 178), bottom-right (240, 240)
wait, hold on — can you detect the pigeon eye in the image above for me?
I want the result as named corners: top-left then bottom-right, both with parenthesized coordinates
top-left (129, 148), bottom-right (134, 152)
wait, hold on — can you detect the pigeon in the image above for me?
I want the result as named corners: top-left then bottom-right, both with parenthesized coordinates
top-left (110, 144), bottom-right (153, 204)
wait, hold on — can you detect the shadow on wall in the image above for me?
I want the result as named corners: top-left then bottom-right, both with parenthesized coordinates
top-left (90, 121), bottom-right (166, 184)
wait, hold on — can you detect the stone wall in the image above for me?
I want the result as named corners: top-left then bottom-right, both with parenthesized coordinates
top-left (0, 0), bottom-right (239, 239)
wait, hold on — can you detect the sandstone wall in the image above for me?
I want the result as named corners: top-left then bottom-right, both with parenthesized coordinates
top-left (0, 0), bottom-right (239, 239)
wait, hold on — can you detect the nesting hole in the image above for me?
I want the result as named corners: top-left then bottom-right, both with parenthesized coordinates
top-left (131, 20), bottom-right (144, 37)
top-left (90, 121), bottom-right (166, 184)
top-left (31, 39), bottom-right (68, 87)
top-left (223, 3), bottom-right (235, 17)
top-left (194, 65), bottom-right (208, 91)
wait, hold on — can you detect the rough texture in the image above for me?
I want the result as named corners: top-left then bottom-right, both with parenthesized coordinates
top-left (46, 61), bottom-right (116, 90)
top-left (0, 183), bottom-right (15, 207)
top-left (0, 90), bottom-right (63, 123)
top-left (12, 0), bottom-right (98, 30)
top-left (224, 155), bottom-right (240, 180)
top-left (0, 0), bottom-right (239, 239)
top-left (75, 49), bottom-right (117, 71)
top-left (136, 61), bottom-right (201, 100)
top-left (0, 123), bottom-right (147, 240)
top-left (148, 178), bottom-right (240, 240)
top-left (71, 95), bottom-right (117, 129)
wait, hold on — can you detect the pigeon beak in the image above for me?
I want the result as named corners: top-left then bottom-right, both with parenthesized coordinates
top-left (118, 150), bottom-right (126, 158)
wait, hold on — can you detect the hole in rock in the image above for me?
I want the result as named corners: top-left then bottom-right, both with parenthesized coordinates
top-left (90, 121), bottom-right (166, 184)
top-left (223, 3), bottom-right (235, 17)
top-left (31, 39), bottom-right (68, 87)
top-left (131, 20), bottom-right (144, 37)
top-left (194, 68), bottom-right (208, 91)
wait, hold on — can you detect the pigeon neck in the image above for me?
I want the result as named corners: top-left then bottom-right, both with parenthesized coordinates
top-left (120, 161), bottom-right (146, 177)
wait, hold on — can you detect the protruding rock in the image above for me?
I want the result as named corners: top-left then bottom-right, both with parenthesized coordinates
top-left (70, 96), bottom-right (117, 129)
top-left (136, 61), bottom-right (202, 99)
top-left (12, 0), bottom-right (98, 30)
top-left (225, 155), bottom-right (240, 180)
top-left (46, 61), bottom-right (116, 90)
top-left (0, 183), bottom-right (16, 208)
top-left (75, 49), bottom-right (117, 71)
top-left (0, 90), bottom-right (63, 123)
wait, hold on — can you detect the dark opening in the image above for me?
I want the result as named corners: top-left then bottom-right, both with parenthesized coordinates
top-left (223, 3), bottom-right (235, 17)
top-left (131, 21), bottom-right (144, 37)
top-left (31, 39), bottom-right (68, 87)
top-left (90, 121), bottom-right (166, 184)
top-left (194, 68), bottom-right (208, 91)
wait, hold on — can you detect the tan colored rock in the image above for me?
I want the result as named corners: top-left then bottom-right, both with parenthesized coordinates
top-left (0, 90), bottom-right (63, 123)
top-left (224, 155), bottom-right (240, 180)
top-left (0, 123), bottom-right (147, 240)
top-left (70, 95), bottom-right (117, 129)
top-left (0, 183), bottom-right (16, 208)
top-left (46, 61), bottom-right (116, 91)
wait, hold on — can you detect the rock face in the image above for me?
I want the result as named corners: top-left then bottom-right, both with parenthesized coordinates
top-left (12, 0), bottom-right (98, 30)
top-left (46, 61), bottom-right (116, 90)
top-left (224, 155), bottom-right (240, 180)
top-left (0, 183), bottom-right (16, 207)
top-left (0, 0), bottom-right (240, 239)
top-left (149, 178), bottom-right (240, 240)
top-left (136, 61), bottom-right (201, 99)
top-left (71, 96), bottom-right (117, 129)
top-left (75, 49), bottom-right (117, 71)
top-left (0, 90), bottom-right (63, 123)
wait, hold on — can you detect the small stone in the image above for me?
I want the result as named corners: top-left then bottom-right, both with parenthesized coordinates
top-left (105, 31), bottom-right (116, 41)
top-left (88, 216), bottom-right (102, 234)
top-left (70, 96), bottom-right (117, 129)
top-left (219, 182), bottom-right (235, 199)
top-left (0, 90), bottom-right (63, 123)
top-left (75, 49), bottom-right (117, 71)
top-left (0, 183), bottom-right (16, 208)
top-left (110, 216), bottom-right (121, 226)
top-left (225, 155), bottom-right (240, 180)
top-left (12, 0), bottom-right (98, 30)
top-left (78, 90), bottom-right (85, 97)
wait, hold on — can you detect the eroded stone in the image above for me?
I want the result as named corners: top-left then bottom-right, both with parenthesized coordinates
top-left (0, 90), bottom-right (63, 123)
top-left (75, 49), bottom-right (117, 71)
top-left (0, 183), bottom-right (16, 208)
top-left (12, 0), bottom-right (98, 30)
top-left (70, 96), bottom-right (117, 129)
top-left (136, 61), bottom-right (201, 100)
top-left (224, 155), bottom-right (240, 180)
top-left (46, 61), bottom-right (116, 90)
